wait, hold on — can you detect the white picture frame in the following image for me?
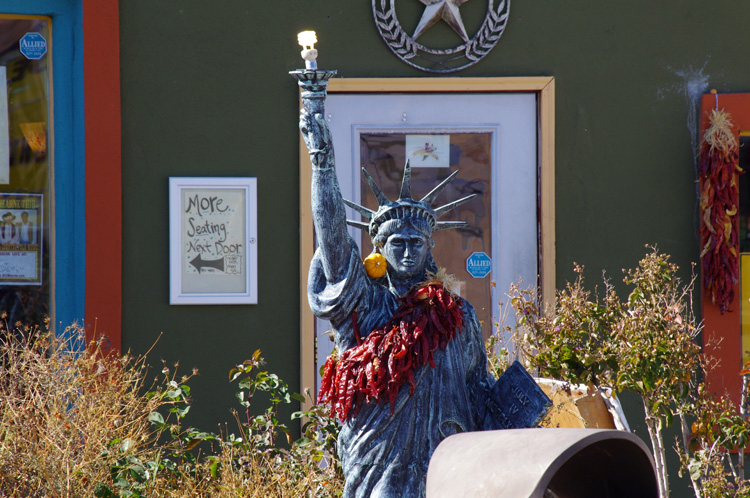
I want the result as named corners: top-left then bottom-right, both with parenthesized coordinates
top-left (169, 177), bottom-right (257, 305)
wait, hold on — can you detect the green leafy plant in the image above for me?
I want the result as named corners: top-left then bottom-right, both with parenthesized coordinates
top-left (485, 331), bottom-right (511, 379)
top-left (96, 361), bottom-right (218, 497)
top-left (512, 265), bottom-right (621, 388)
top-left (230, 349), bottom-right (304, 450)
top-left (506, 247), bottom-right (703, 498)
top-left (615, 250), bottom-right (701, 498)
top-left (226, 349), bottom-right (343, 497)
top-left (678, 378), bottom-right (750, 498)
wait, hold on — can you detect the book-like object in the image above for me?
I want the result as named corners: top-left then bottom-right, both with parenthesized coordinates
top-left (484, 361), bottom-right (552, 430)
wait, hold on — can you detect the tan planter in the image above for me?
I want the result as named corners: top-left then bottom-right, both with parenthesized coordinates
top-left (537, 379), bottom-right (629, 431)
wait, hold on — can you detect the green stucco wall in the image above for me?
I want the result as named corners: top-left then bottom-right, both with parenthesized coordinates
top-left (119, 2), bottom-right (748, 494)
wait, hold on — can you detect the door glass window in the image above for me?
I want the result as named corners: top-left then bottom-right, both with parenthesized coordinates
top-left (0, 16), bottom-right (51, 329)
top-left (358, 132), bottom-right (494, 331)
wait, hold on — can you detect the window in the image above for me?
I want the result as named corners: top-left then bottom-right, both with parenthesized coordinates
top-left (0, 16), bottom-right (52, 329)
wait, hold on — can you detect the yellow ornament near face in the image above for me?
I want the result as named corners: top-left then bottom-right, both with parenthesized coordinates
top-left (364, 251), bottom-right (387, 278)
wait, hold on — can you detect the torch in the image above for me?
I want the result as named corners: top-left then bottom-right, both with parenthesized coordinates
top-left (289, 31), bottom-right (337, 119)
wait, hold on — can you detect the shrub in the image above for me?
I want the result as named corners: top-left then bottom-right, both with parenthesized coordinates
top-left (0, 321), bottom-right (343, 497)
top-left (0, 321), bottom-right (180, 496)
top-left (506, 247), bottom-right (704, 498)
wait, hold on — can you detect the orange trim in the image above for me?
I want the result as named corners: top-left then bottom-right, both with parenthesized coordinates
top-left (83, 0), bottom-right (121, 353)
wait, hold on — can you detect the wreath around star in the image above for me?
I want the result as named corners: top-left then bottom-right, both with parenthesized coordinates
top-left (372, 0), bottom-right (510, 73)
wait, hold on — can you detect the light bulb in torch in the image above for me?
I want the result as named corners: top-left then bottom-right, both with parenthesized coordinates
top-left (297, 30), bottom-right (318, 70)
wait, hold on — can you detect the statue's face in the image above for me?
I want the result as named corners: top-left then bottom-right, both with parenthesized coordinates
top-left (382, 226), bottom-right (431, 279)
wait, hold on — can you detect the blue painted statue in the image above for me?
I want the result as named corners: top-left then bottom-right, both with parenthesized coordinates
top-left (291, 67), bottom-right (548, 498)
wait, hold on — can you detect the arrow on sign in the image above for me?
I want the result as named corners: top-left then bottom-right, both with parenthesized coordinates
top-left (190, 254), bottom-right (225, 273)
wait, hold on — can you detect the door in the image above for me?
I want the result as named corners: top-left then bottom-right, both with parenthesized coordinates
top-left (298, 78), bottom-right (555, 397)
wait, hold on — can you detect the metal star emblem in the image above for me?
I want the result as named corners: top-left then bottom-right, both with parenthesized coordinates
top-left (412, 0), bottom-right (472, 43)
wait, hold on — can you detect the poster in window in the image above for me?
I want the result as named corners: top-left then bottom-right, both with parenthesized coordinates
top-left (405, 134), bottom-right (450, 168)
top-left (169, 178), bottom-right (257, 305)
top-left (0, 193), bottom-right (42, 284)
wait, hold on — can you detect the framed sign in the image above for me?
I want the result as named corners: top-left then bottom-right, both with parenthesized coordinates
top-left (169, 177), bottom-right (257, 305)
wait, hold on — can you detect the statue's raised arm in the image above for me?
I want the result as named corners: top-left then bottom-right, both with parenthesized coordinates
top-left (299, 103), bottom-right (351, 283)
top-left (292, 68), bottom-right (350, 284)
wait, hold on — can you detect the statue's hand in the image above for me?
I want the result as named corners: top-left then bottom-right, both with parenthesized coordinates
top-left (299, 108), bottom-right (333, 169)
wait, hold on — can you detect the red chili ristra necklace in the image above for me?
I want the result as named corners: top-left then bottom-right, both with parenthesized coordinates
top-left (318, 281), bottom-right (464, 422)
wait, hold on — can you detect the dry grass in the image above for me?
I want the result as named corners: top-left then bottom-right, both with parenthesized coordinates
top-left (0, 322), bottom-right (343, 497)
top-left (0, 323), bottom-right (167, 496)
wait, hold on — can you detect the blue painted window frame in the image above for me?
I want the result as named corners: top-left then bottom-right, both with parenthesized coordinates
top-left (2, 1), bottom-right (85, 333)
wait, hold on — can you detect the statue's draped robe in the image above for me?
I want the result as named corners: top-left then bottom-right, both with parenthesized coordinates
top-left (309, 238), bottom-right (496, 498)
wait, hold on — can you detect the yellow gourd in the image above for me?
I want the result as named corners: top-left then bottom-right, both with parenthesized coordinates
top-left (364, 251), bottom-right (387, 278)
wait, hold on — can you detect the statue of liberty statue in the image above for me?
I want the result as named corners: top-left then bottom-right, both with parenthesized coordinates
top-left (291, 40), bottom-right (548, 498)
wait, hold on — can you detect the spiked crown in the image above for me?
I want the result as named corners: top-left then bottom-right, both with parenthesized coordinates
top-left (343, 160), bottom-right (476, 240)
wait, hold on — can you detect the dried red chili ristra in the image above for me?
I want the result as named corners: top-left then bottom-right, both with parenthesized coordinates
top-left (699, 107), bottom-right (741, 314)
top-left (317, 282), bottom-right (464, 422)
top-left (319, 355), bottom-right (336, 406)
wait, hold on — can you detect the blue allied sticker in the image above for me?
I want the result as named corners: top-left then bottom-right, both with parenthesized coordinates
top-left (466, 251), bottom-right (491, 278)
top-left (19, 33), bottom-right (47, 60)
